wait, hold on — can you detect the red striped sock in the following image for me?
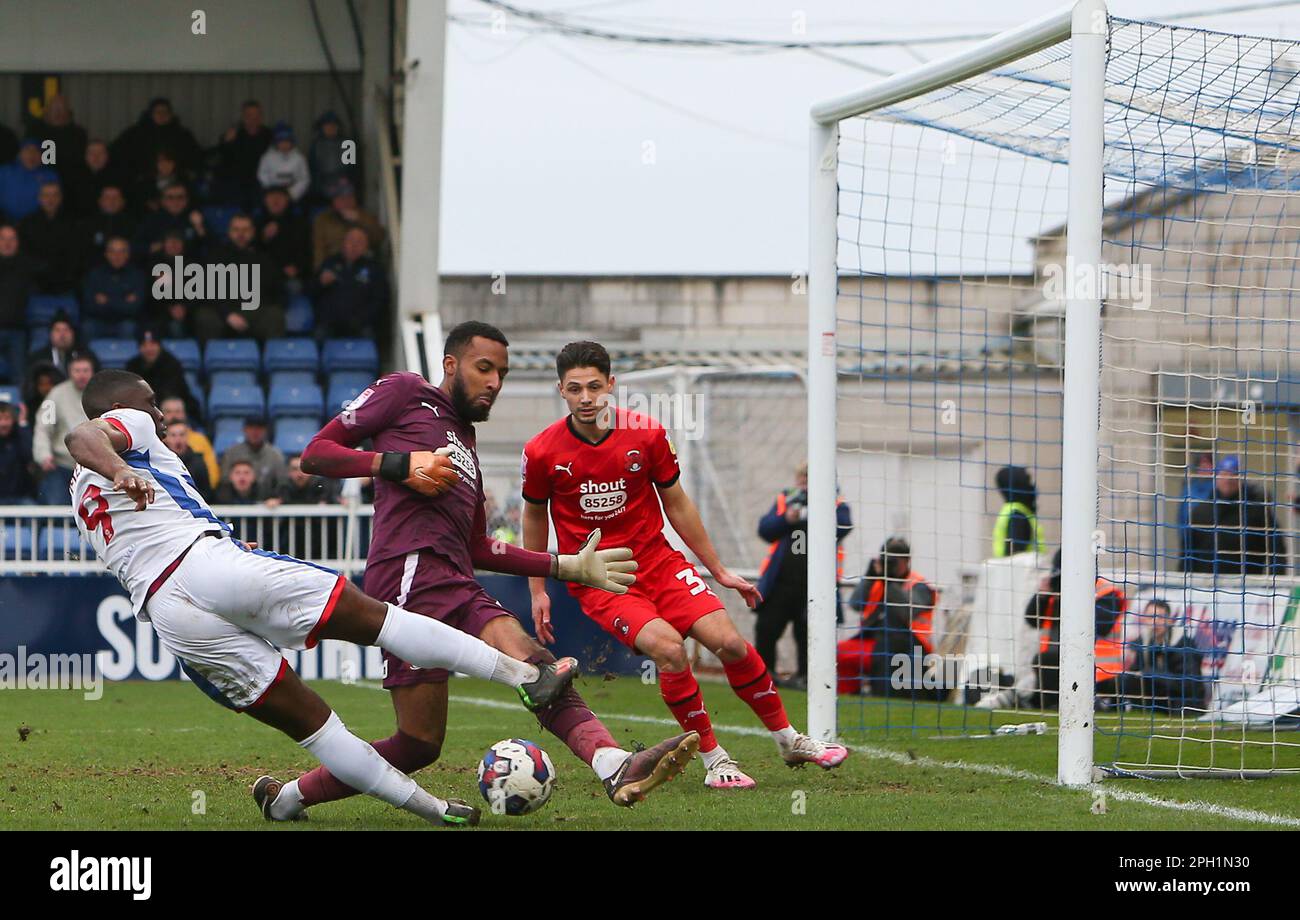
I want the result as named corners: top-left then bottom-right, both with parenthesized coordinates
top-left (658, 666), bottom-right (718, 753)
top-left (725, 643), bottom-right (790, 732)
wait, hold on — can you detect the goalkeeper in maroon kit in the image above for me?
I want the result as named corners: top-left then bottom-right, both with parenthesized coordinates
top-left (253, 323), bottom-right (698, 821)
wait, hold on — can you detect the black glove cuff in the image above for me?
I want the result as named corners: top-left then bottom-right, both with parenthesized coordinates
top-left (379, 452), bottom-right (410, 482)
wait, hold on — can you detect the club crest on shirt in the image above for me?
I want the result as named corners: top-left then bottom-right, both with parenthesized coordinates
top-left (624, 449), bottom-right (642, 473)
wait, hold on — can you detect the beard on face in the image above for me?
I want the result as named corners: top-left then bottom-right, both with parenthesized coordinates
top-left (451, 371), bottom-right (493, 422)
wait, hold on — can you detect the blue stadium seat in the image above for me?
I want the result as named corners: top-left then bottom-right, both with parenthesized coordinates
top-left (285, 295), bottom-right (314, 334)
top-left (26, 293), bottom-right (79, 327)
top-left (268, 383), bottom-right (324, 419)
top-left (204, 338), bottom-right (261, 374)
top-left (2, 525), bottom-right (33, 560)
top-left (321, 338), bottom-right (379, 374)
top-left (270, 371), bottom-right (316, 390)
top-left (208, 383), bottom-right (265, 419)
top-left (274, 417), bottom-right (321, 456)
top-left (39, 527), bottom-right (96, 560)
top-left (89, 338), bottom-right (136, 369)
top-left (326, 372), bottom-right (371, 415)
top-left (201, 205), bottom-right (239, 238)
top-left (163, 338), bottom-right (202, 370)
top-left (28, 328), bottom-right (46, 352)
top-left (264, 337), bottom-right (319, 373)
top-left (212, 418), bottom-right (245, 456)
top-left (208, 370), bottom-right (258, 391)
top-left (0, 385), bottom-right (20, 408)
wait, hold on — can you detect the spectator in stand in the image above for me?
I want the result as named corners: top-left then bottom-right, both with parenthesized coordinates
top-left (159, 396), bottom-right (218, 486)
top-left (23, 94), bottom-right (87, 185)
top-left (32, 350), bottom-right (94, 504)
top-left (256, 185), bottom-right (310, 290)
top-left (214, 458), bottom-right (261, 504)
top-left (1186, 455), bottom-right (1286, 575)
top-left (133, 149), bottom-right (191, 215)
top-left (164, 418), bottom-right (212, 500)
top-left (220, 415), bottom-right (287, 499)
top-left (0, 139), bottom-right (59, 221)
top-left (308, 110), bottom-right (352, 204)
top-left (146, 230), bottom-right (198, 336)
top-left (1130, 598), bottom-right (1206, 714)
top-left (196, 212), bottom-right (284, 340)
top-left (992, 464), bottom-right (1045, 557)
top-left (279, 454), bottom-right (341, 505)
top-left (312, 177), bottom-right (384, 268)
top-left (110, 97), bottom-right (201, 188)
top-left (753, 459), bottom-right (854, 688)
top-left (0, 401), bottom-right (35, 503)
top-left (257, 121), bottom-right (310, 202)
top-left (133, 181), bottom-right (206, 260)
top-left (19, 181), bottom-right (79, 294)
top-left (0, 223), bottom-right (36, 383)
top-left (214, 100), bottom-right (272, 208)
top-left (310, 226), bottom-right (388, 339)
top-left (1178, 451), bottom-right (1216, 571)
top-left (82, 236), bottom-right (146, 340)
top-left (0, 119), bottom-right (17, 166)
top-left (25, 311), bottom-right (79, 382)
top-left (76, 183), bottom-right (135, 275)
top-left (275, 454), bottom-right (343, 558)
top-left (24, 364), bottom-right (57, 427)
top-left (124, 327), bottom-right (196, 415)
top-left (65, 139), bottom-right (126, 219)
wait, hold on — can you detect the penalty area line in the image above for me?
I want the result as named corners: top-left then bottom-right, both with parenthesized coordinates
top-left (351, 683), bottom-right (1300, 828)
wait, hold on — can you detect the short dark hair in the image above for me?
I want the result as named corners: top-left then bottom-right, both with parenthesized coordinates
top-left (444, 321), bottom-right (508, 358)
top-left (81, 369), bottom-right (144, 419)
top-left (1145, 598), bottom-right (1172, 616)
top-left (68, 349), bottom-right (97, 370)
top-left (556, 341), bottom-right (610, 380)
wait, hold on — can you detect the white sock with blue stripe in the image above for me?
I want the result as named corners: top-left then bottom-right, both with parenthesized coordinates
top-left (377, 603), bottom-right (538, 686)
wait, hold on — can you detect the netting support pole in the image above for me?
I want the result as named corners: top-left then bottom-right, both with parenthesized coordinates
top-left (807, 118), bottom-right (839, 742)
top-left (1058, 0), bottom-right (1108, 788)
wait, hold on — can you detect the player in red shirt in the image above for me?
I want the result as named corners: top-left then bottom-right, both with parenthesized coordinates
top-left (523, 341), bottom-right (849, 789)
top-left (255, 323), bottom-right (700, 820)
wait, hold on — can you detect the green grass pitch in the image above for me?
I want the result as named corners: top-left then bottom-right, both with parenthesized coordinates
top-left (3, 675), bottom-right (1298, 830)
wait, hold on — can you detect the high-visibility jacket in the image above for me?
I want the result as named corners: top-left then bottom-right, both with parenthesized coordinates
top-left (859, 570), bottom-right (938, 654)
top-left (1037, 578), bottom-right (1129, 683)
top-left (758, 490), bottom-right (845, 581)
top-left (992, 501), bottom-right (1046, 557)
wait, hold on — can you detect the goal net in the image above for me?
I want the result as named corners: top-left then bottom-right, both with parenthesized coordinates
top-left (808, 0), bottom-right (1300, 781)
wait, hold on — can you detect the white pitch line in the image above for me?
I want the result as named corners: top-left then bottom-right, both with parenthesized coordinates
top-left (393, 686), bottom-right (1300, 829)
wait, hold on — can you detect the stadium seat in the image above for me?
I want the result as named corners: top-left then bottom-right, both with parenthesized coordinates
top-left (207, 370), bottom-right (258, 391)
top-left (285, 295), bottom-right (314, 335)
top-left (212, 417), bottom-right (245, 456)
top-left (274, 417), bottom-right (321, 455)
top-left (204, 338), bottom-right (260, 374)
top-left (268, 383), bottom-right (324, 419)
top-left (269, 371), bottom-right (316, 390)
top-left (321, 338), bottom-right (379, 374)
top-left (39, 527), bottom-right (95, 560)
top-left (326, 372), bottom-right (371, 415)
top-left (2, 524), bottom-right (33, 560)
top-left (163, 338), bottom-right (202, 370)
top-left (264, 337), bottom-right (319, 373)
top-left (26, 293), bottom-right (79, 327)
top-left (0, 385), bottom-right (20, 408)
top-left (200, 205), bottom-right (239, 238)
top-left (88, 338), bottom-right (136, 369)
top-left (208, 383), bottom-right (265, 419)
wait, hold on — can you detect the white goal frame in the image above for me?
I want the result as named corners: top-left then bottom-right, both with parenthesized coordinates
top-left (806, 0), bottom-right (1107, 787)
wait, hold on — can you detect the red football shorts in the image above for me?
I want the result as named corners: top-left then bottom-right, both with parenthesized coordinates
top-left (569, 548), bottom-right (723, 650)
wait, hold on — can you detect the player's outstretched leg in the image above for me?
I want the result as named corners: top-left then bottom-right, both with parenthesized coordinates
top-left (319, 583), bottom-right (577, 711)
top-left (476, 616), bottom-right (697, 806)
top-left (637, 618), bottom-right (755, 790)
top-left (690, 611), bottom-right (849, 770)
top-left (247, 665), bottom-right (479, 827)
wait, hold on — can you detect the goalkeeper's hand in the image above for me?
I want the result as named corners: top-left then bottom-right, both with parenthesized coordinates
top-left (553, 529), bottom-right (638, 594)
top-left (379, 446), bottom-right (460, 497)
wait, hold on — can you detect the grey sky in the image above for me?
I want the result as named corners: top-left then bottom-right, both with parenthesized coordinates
top-left (441, 0), bottom-right (1300, 274)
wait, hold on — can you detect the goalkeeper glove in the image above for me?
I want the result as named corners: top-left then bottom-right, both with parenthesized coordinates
top-left (379, 446), bottom-right (460, 498)
top-left (552, 529), bottom-right (638, 594)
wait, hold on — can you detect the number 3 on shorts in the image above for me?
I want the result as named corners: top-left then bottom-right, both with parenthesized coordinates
top-left (675, 566), bottom-right (709, 596)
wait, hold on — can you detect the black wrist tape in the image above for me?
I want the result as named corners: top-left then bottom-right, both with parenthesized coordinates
top-left (379, 452), bottom-right (410, 482)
